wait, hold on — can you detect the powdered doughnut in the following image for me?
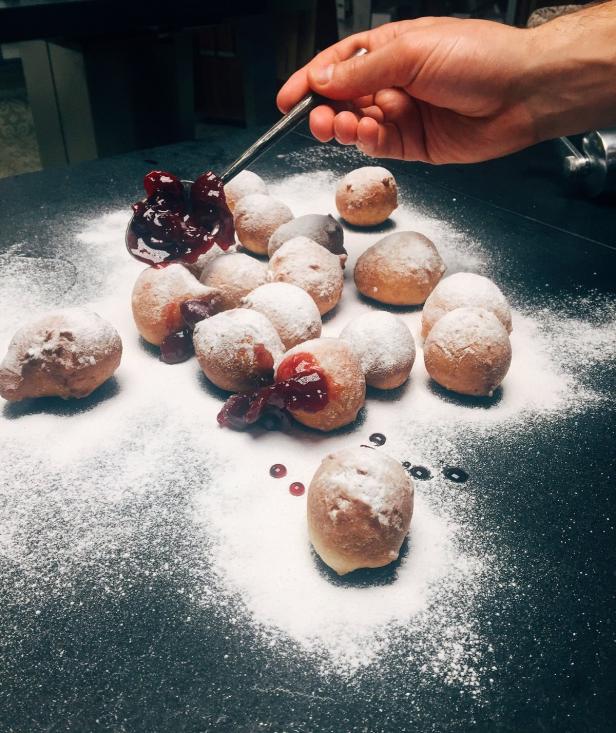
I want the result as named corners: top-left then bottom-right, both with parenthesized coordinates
top-left (308, 447), bottom-right (414, 575)
top-left (200, 252), bottom-right (268, 311)
top-left (424, 307), bottom-right (512, 397)
top-left (269, 237), bottom-right (344, 316)
top-left (0, 307), bottom-right (122, 401)
top-left (354, 231), bottom-right (445, 305)
top-left (193, 308), bottom-right (284, 392)
top-left (268, 214), bottom-right (346, 261)
top-left (131, 263), bottom-right (221, 346)
top-left (186, 243), bottom-right (238, 279)
top-left (335, 166), bottom-right (397, 226)
top-left (234, 193), bottom-right (293, 255)
top-left (241, 282), bottom-right (321, 349)
top-left (340, 311), bottom-right (416, 390)
top-left (275, 337), bottom-right (365, 431)
top-left (224, 170), bottom-right (268, 213)
top-left (421, 272), bottom-right (512, 338)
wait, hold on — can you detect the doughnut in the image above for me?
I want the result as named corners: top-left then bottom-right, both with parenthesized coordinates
top-left (269, 236), bottom-right (344, 316)
top-left (200, 252), bottom-right (268, 311)
top-left (224, 170), bottom-right (267, 213)
top-left (185, 243), bottom-right (237, 279)
top-left (354, 231), bottom-right (445, 305)
top-left (423, 307), bottom-right (512, 396)
top-left (193, 308), bottom-right (284, 392)
top-left (340, 311), bottom-right (416, 390)
top-left (335, 166), bottom-right (397, 226)
top-left (0, 307), bottom-right (122, 401)
top-left (131, 263), bottom-right (221, 346)
top-left (421, 272), bottom-right (512, 338)
top-left (240, 282), bottom-right (321, 349)
top-left (307, 447), bottom-right (414, 575)
top-left (234, 193), bottom-right (293, 255)
top-left (268, 213), bottom-right (346, 261)
top-left (275, 337), bottom-right (365, 431)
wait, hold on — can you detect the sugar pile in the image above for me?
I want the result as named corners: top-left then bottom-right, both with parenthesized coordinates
top-left (1, 166), bottom-right (615, 695)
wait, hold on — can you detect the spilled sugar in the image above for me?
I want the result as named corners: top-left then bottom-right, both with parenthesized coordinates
top-left (1, 168), bottom-right (616, 694)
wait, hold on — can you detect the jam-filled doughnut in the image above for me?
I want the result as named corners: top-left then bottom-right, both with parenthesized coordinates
top-left (234, 193), bottom-right (293, 255)
top-left (240, 282), bottom-right (322, 349)
top-left (275, 337), bottom-right (365, 431)
top-left (421, 272), bottom-right (512, 338)
top-left (335, 166), bottom-right (398, 226)
top-left (0, 308), bottom-right (122, 401)
top-left (131, 263), bottom-right (221, 346)
top-left (268, 213), bottom-right (346, 261)
top-left (200, 252), bottom-right (268, 311)
top-left (354, 231), bottom-right (445, 305)
top-left (224, 170), bottom-right (267, 213)
top-left (193, 308), bottom-right (284, 392)
top-left (340, 311), bottom-right (416, 390)
top-left (269, 236), bottom-right (344, 315)
top-left (307, 447), bottom-right (414, 575)
top-left (423, 307), bottom-right (512, 397)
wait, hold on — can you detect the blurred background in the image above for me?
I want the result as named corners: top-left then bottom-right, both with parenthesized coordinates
top-left (0, 0), bottom-right (593, 179)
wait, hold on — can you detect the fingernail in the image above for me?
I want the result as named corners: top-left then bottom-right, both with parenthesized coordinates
top-left (313, 64), bottom-right (334, 85)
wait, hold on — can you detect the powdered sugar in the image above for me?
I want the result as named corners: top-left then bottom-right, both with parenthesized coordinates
top-left (224, 169), bottom-right (268, 212)
top-left (200, 251), bottom-right (267, 309)
top-left (335, 165), bottom-right (396, 207)
top-left (233, 193), bottom-right (293, 247)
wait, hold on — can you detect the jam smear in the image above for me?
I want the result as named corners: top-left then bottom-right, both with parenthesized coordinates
top-left (127, 169), bottom-right (234, 266)
top-left (369, 432), bottom-right (386, 446)
top-left (269, 464), bottom-right (287, 478)
top-left (289, 482), bottom-right (305, 497)
top-left (443, 466), bottom-right (469, 483)
top-left (217, 352), bottom-right (329, 430)
top-left (159, 296), bottom-right (221, 364)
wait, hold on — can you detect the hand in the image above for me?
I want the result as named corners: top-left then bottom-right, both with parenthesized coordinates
top-left (277, 8), bottom-right (616, 164)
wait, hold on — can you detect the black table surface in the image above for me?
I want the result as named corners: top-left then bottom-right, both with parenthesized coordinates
top-left (0, 130), bottom-right (615, 732)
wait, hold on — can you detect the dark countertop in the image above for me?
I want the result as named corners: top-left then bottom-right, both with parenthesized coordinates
top-left (0, 129), bottom-right (615, 732)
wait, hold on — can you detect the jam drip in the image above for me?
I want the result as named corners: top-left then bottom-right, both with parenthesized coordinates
top-left (127, 170), bottom-right (234, 265)
top-left (159, 296), bottom-right (221, 364)
top-left (217, 353), bottom-right (329, 430)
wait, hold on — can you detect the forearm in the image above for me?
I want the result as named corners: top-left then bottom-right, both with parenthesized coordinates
top-left (525, 1), bottom-right (616, 141)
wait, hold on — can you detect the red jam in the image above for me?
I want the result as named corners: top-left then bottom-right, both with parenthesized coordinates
top-left (217, 352), bottom-right (329, 430)
top-left (289, 482), bottom-right (305, 496)
top-left (127, 170), bottom-right (234, 265)
top-left (159, 296), bottom-right (221, 364)
top-left (269, 464), bottom-right (287, 478)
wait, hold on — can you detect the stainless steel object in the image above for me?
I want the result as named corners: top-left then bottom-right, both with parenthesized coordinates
top-left (560, 129), bottom-right (616, 197)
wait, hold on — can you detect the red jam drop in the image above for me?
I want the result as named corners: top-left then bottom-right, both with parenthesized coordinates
top-left (289, 482), bottom-right (305, 497)
top-left (217, 352), bottom-right (329, 430)
top-left (127, 169), bottom-right (234, 266)
top-left (160, 329), bottom-right (193, 364)
top-left (269, 464), bottom-right (287, 478)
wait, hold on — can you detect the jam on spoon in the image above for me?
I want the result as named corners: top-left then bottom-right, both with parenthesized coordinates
top-left (127, 170), bottom-right (235, 266)
top-left (217, 353), bottom-right (329, 430)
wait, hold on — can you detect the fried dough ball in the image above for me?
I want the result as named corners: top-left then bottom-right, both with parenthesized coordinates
top-left (224, 170), bottom-right (267, 213)
top-left (268, 213), bottom-right (346, 261)
top-left (275, 337), bottom-right (365, 431)
top-left (234, 193), bottom-right (293, 255)
top-left (269, 236), bottom-right (344, 316)
top-left (423, 307), bottom-right (512, 397)
top-left (354, 231), bottom-right (445, 305)
top-left (131, 263), bottom-right (221, 346)
top-left (421, 272), bottom-right (512, 338)
top-left (240, 282), bottom-right (321, 349)
top-left (193, 308), bottom-right (284, 392)
top-left (200, 252), bottom-right (268, 311)
top-left (0, 307), bottom-right (122, 401)
top-left (340, 311), bottom-right (416, 390)
top-left (308, 447), bottom-right (414, 575)
top-left (335, 166), bottom-right (397, 226)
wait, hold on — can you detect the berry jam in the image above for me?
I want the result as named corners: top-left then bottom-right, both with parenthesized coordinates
top-left (409, 465), bottom-right (432, 480)
top-left (269, 464), bottom-right (287, 478)
top-left (217, 353), bottom-right (329, 430)
top-left (289, 482), bottom-right (305, 497)
top-left (369, 432), bottom-right (386, 446)
top-left (127, 170), bottom-right (234, 265)
top-left (443, 466), bottom-right (469, 483)
top-left (159, 296), bottom-right (221, 364)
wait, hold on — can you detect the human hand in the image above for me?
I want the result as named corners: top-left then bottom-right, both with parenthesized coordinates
top-left (277, 8), bottom-right (616, 164)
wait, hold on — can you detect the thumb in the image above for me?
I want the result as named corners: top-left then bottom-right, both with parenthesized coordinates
top-left (307, 36), bottom-right (418, 100)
